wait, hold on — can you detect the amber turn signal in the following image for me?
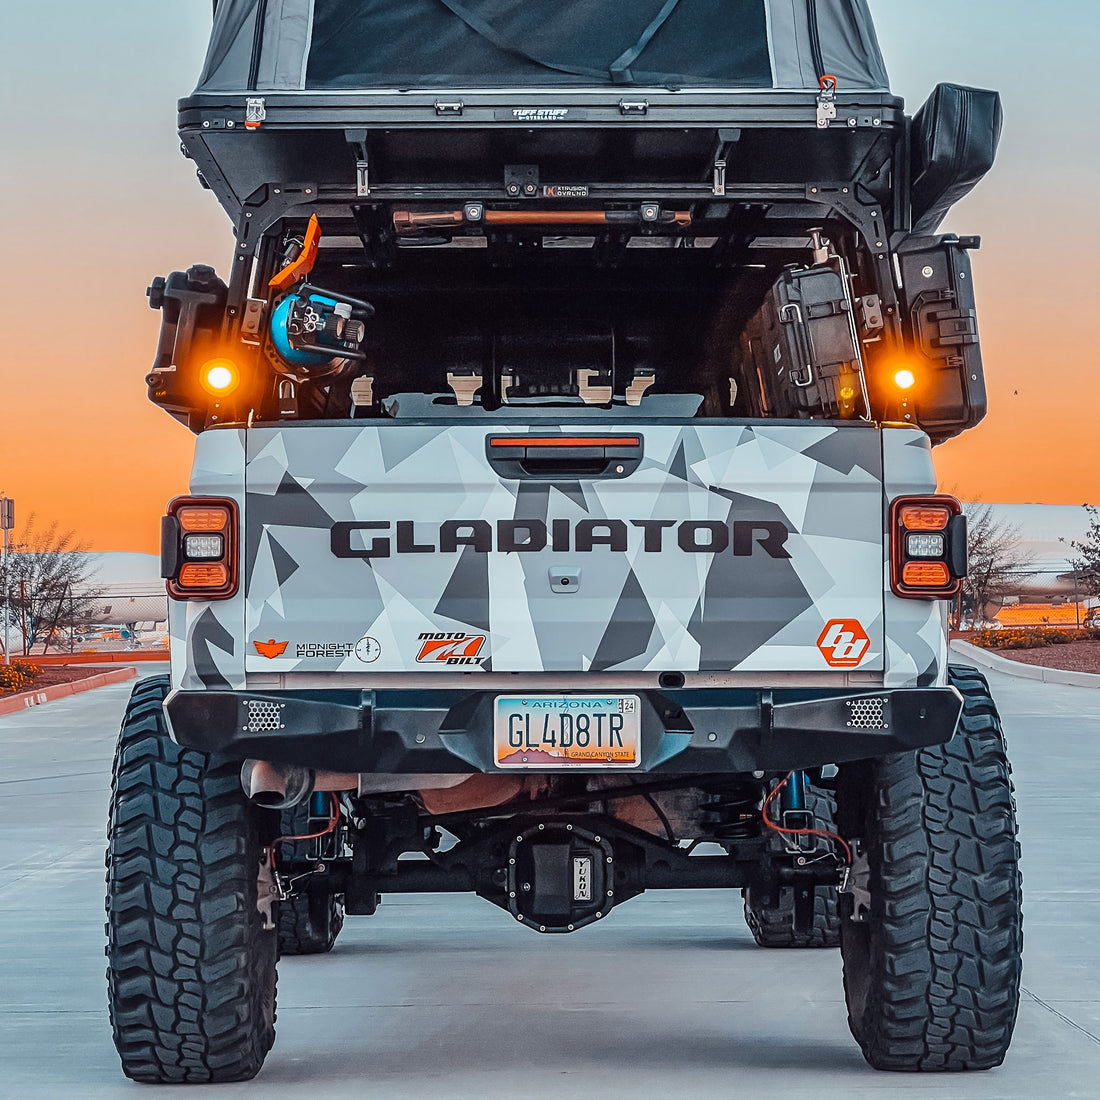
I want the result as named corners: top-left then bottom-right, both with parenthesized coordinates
top-left (901, 562), bottom-right (950, 587)
top-left (177, 506), bottom-right (231, 532)
top-left (898, 505), bottom-right (952, 531)
top-left (178, 563), bottom-right (229, 588)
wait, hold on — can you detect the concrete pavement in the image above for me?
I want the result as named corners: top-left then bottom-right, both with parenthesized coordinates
top-left (1, 662), bottom-right (1098, 1097)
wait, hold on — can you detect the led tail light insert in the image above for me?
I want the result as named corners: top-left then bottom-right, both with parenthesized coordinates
top-left (890, 495), bottom-right (966, 599)
top-left (162, 497), bottom-right (239, 599)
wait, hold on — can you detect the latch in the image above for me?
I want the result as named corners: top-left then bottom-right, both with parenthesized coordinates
top-left (711, 129), bottom-right (740, 197)
top-left (816, 75), bottom-right (837, 129)
top-left (245, 97), bottom-right (266, 131)
top-left (928, 304), bottom-right (978, 349)
top-left (619, 99), bottom-right (649, 116)
top-left (346, 129), bottom-right (370, 197)
top-left (435, 100), bottom-right (464, 116)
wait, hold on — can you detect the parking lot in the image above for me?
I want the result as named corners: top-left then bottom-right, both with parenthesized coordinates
top-left (1, 662), bottom-right (1098, 1098)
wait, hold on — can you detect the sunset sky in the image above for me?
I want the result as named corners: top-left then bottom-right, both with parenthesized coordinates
top-left (2, 0), bottom-right (1098, 553)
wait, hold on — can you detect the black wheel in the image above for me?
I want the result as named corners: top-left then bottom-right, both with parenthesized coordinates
top-left (836, 665), bottom-right (1023, 1071)
top-left (106, 676), bottom-right (279, 1083)
top-left (742, 782), bottom-right (840, 947)
top-left (276, 801), bottom-right (345, 956)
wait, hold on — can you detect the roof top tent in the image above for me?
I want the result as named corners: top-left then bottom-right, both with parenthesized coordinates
top-left (187, 0), bottom-right (900, 229)
top-left (166, 1), bottom-right (1001, 440)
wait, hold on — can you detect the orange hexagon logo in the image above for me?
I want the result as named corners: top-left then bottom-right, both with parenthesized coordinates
top-left (816, 620), bottom-right (870, 667)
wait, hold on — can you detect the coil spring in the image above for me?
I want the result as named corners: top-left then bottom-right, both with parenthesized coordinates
top-left (700, 780), bottom-right (762, 840)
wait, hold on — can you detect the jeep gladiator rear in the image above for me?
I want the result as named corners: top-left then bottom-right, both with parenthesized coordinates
top-left (106, 0), bottom-right (1022, 1082)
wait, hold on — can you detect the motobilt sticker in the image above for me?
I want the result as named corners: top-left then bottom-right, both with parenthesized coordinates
top-left (416, 632), bottom-right (487, 665)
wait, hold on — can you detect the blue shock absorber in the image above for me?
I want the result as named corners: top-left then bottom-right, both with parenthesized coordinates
top-left (783, 770), bottom-right (808, 813)
top-left (309, 789), bottom-right (329, 818)
top-left (778, 770), bottom-right (813, 855)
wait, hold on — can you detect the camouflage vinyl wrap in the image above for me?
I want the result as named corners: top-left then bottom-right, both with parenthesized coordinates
top-left (169, 420), bottom-right (943, 690)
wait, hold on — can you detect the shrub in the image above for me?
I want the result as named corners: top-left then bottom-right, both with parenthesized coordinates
top-left (971, 626), bottom-right (1092, 650)
top-left (0, 660), bottom-right (41, 695)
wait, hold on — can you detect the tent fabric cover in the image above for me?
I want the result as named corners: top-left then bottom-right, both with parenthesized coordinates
top-left (197, 0), bottom-right (889, 94)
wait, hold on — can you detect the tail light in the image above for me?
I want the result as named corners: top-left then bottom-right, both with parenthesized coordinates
top-left (161, 497), bottom-right (239, 599)
top-left (890, 495), bottom-right (966, 599)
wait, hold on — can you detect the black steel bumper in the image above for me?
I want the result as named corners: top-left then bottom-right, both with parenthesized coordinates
top-left (164, 685), bottom-right (963, 774)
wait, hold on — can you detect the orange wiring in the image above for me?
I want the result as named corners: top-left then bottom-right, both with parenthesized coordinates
top-left (762, 771), bottom-right (852, 865)
top-left (266, 793), bottom-right (341, 873)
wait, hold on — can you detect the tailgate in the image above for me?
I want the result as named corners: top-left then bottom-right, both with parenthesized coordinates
top-left (243, 422), bottom-right (884, 674)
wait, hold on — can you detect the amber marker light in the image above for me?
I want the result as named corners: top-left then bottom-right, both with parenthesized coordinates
top-left (894, 368), bottom-right (916, 390)
top-left (200, 357), bottom-right (240, 396)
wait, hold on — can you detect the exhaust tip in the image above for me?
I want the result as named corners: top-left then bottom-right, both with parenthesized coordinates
top-left (241, 759), bottom-right (314, 809)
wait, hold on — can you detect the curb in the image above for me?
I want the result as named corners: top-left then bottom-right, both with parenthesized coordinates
top-left (0, 666), bottom-right (139, 716)
top-left (7, 652), bottom-right (168, 666)
top-left (950, 640), bottom-right (1100, 689)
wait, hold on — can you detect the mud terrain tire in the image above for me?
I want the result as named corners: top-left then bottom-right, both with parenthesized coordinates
top-left (106, 676), bottom-right (279, 1083)
top-left (276, 802), bottom-right (345, 955)
top-left (837, 664), bottom-right (1022, 1071)
top-left (743, 783), bottom-right (840, 947)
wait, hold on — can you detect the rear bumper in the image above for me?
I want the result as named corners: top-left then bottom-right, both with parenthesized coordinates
top-left (164, 685), bottom-right (962, 774)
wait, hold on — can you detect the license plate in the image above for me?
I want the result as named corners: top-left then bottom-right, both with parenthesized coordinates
top-left (493, 695), bottom-right (641, 768)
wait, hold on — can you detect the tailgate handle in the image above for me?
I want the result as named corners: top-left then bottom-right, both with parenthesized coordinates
top-left (487, 435), bottom-right (642, 480)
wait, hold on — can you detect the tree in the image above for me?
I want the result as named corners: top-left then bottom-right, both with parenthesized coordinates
top-left (1066, 504), bottom-right (1100, 601)
top-left (1, 515), bottom-right (102, 655)
top-left (959, 503), bottom-right (1033, 629)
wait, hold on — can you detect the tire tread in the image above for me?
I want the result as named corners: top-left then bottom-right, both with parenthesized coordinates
top-left (106, 675), bottom-right (278, 1083)
top-left (840, 665), bottom-right (1022, 1071)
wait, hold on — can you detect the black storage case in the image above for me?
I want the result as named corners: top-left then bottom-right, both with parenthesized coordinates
top-left (739, 266), bottom-right (862, 420)
top-left (897, 235), bottom-right (987, 442)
